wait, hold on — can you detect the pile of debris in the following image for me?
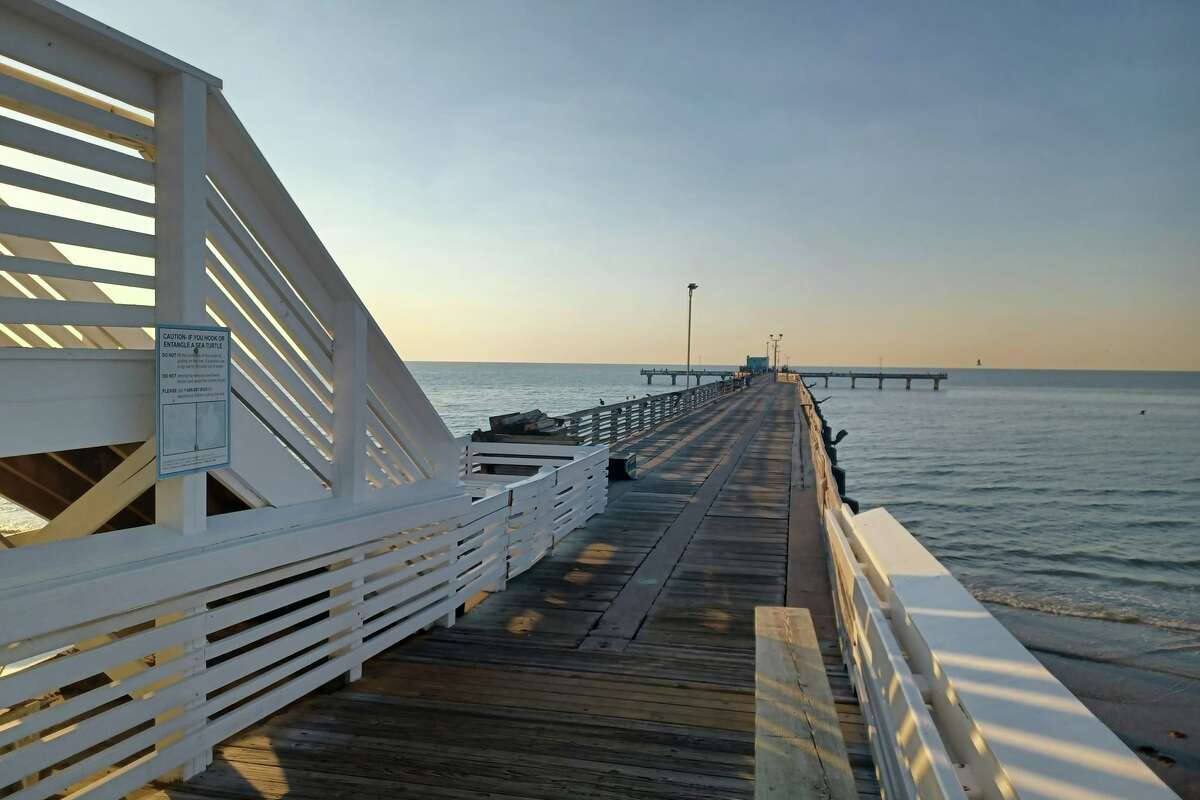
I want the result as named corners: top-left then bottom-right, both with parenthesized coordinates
top-left (470, 409), bottom-right (580, 445)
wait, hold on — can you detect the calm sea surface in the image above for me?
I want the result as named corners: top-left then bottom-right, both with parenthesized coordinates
top-left (3, 363), bottom-right (1197, 678)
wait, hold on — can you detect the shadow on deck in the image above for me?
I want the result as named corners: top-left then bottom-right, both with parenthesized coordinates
top-left (149, 383), bottom-right (878, 799)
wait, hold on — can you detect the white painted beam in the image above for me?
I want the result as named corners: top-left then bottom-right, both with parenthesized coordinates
top-left (0, 349), bottom-right (154, 457)
top-left (0, 115), bottom-right (155, 183)
top-left (153, 69), bottom-right (209, 780)
top-left (332, 300), bottom-right (367, 501)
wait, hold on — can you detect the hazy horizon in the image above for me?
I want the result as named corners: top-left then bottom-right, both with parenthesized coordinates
top-left (60, 1), bottom-right (1200, 370)
top-left (403, 359), bottom-right (1200, 374)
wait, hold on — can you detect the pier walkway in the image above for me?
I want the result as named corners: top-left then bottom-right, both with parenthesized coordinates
top-left (150, 381), bottom-right (878, 800)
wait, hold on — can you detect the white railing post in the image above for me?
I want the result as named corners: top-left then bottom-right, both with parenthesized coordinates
top-left (153, 70), bottom-right (211, 781)
top-left (331, 299), bottom-right (368, 680)
top-left (332, 300), bottom-right (368, 500)
top-left (154, 71), bottom-right (209, 535)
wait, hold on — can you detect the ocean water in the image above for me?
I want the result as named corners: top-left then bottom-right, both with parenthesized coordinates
top-left (405, 361), bottom-right (741, 435)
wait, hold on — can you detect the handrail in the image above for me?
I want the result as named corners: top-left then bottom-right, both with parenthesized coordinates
top-left (796, 381), bottom-right (964, 799)
top-left (562, 375), bottom-right (749, 445)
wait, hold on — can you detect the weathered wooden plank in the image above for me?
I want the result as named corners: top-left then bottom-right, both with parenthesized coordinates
top-left (754, 607), bottom-right (858, 800)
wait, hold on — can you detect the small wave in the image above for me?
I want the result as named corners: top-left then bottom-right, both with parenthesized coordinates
top-left (974, 590), bottom-right (1200, 634)
top-left (950, 543), bottom-right (1200, 572)
top-left (1017, 566), bottom-right (1200, 592)
top-left (1123, 518), bottom-right (1196, 531)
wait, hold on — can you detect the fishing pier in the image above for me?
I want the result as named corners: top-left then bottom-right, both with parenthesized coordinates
top-left (641, 367), bottom-right (736, 385)
top-left (0, 6), bottom-right (1181, 800)
top-left (795, 370), bottom-right (949, 390)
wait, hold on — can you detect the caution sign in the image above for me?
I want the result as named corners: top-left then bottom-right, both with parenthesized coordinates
top-left (156, 324), bottom-right (232, 479)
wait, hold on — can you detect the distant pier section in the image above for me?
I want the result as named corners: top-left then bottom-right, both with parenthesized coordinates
top-left (797, 370), bottom-right (949, 390)
top-left (641, 367), bottom-right (735, 385)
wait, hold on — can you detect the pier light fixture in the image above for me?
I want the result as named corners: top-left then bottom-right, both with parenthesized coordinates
top-left (768, 333), bottom-right (783, 371)
top-left (686, 283), bottom-right (699, 386)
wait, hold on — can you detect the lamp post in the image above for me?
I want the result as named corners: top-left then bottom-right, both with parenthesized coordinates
top-left (686, 283), bottom-right (698, 386)
top-left (768, 333), bottom-right (783, 371)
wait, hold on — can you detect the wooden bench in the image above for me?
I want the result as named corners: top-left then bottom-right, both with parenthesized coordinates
top-left (755, 607), bottom-right (858, 799)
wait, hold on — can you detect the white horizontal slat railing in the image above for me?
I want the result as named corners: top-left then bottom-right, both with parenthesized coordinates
top-left (460, 440), bottom-right (609, 578)
top-left (563, 375), bottom-right (748, 446)
top-left (0, 34), bottom-right (157, 354)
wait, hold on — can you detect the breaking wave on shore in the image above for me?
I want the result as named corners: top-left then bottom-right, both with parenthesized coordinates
top-left (973, 588), bottom-right (1200, 635)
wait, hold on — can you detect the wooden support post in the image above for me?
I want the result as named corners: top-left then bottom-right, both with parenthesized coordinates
top-left (646, 373), bottom-right (652, 385)
top-left (332, 300), bottom-right (369, 679)
top-left (671, 374), bottom-right (677, 385)
top-left (906, 378), bottom-right (912, 390)
top-left (934, 378), bottom-right (941, 391)
top-left (878, 377), bottom-right (884, 390)
top-left (153, 70), bottom-right (210, 781)
top-left (823, 376), bottom-right (828, 388)
top-left (850, 377), bottom-right (856, 389)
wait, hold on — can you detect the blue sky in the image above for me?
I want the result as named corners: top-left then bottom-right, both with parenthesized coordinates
top-left (71, 1), bottom-right (1200, 368)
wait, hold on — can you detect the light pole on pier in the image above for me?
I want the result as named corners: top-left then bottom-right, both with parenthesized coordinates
top-left (686, 283), bottom-right (699, 386)
top-left (768, 333), bottom-right (783, 371)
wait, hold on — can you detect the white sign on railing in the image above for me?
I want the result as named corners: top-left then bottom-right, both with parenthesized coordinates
top-left (156, 324), bottom-right (232, 478)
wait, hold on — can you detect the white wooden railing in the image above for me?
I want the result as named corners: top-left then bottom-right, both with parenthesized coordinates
top-left (459, 440), bottom-right (608, 578)
top-left (563, 376), bottom-right (748, 446)
top-left (0, 5), bottom-right (607, 798)
top-left (796, 382), bottom-right (1180, 800)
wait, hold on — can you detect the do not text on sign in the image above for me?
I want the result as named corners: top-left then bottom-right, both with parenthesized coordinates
top-left (156, 325), bottom-right (232, 479)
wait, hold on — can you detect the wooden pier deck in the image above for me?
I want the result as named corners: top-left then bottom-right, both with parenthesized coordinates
top-left (151, 382), bottom-right (877, 800)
